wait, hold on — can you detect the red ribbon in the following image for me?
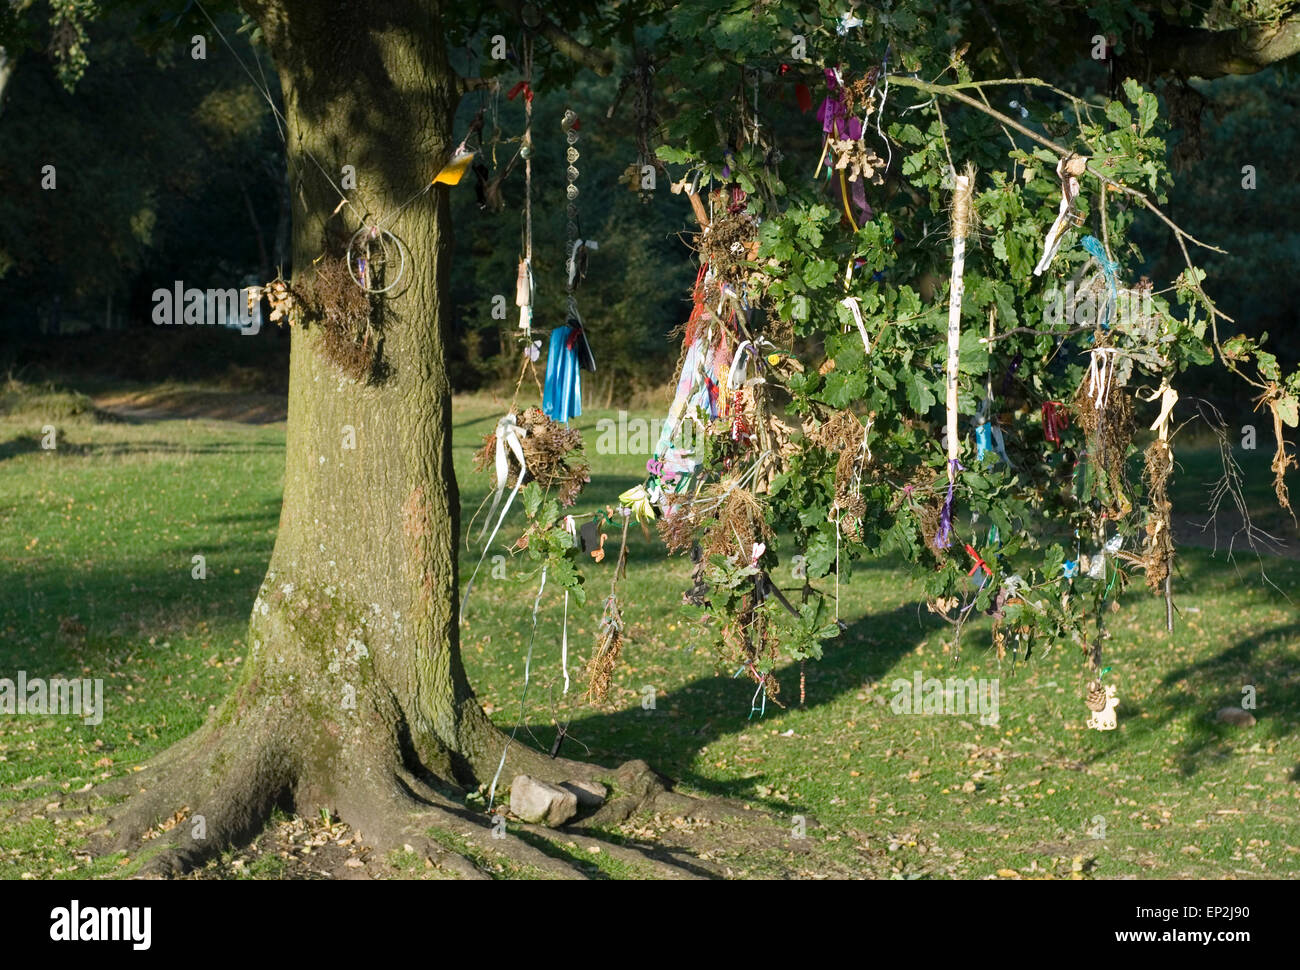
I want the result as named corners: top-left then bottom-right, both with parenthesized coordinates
top-left (964, 543), bottom-right (992, 577)
top-left (507, 80), bottom-right (534, 103)
top-left (1042, 401), bottom-right (1069, 446)
top-left (795, 83), bottom-right (812, 113)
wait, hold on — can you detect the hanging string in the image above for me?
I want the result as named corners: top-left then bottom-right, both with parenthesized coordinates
top-left (487, 564), bottom-right (547, 812)
top-left (522, 34), bottom-right (534, 298)
top-left (1081, 234), bottom-right (1118, 330)
top-left (193, 0), bottom-right (369, 223)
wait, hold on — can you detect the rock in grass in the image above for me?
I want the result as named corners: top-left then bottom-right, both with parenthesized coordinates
top-left (509, 775), bottom-right (578, 827)
top-left (560, 779), bottom-right (608, 809)
top-left (1215, 707), bottom-right (1256, 727)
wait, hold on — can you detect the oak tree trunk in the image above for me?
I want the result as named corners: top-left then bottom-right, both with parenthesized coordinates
top-left (94, 0), bottom-right (665, 876)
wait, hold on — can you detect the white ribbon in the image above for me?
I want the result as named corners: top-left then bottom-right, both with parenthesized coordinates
top-left (481, 414), bottom-right (527, 539)
top-left (728, 341), bottom-right (755, 389)
top-left (516, 259), bottom-right (534, 332)
top-left (560, 516), bottom-right (578, 694)
top-left (841, 296), bottom-right (872, 354)
top-left (487, 563), bottom-right (547, 810)
top-left (1033, 157), bottom-right (1080, 276)
top-left (1087, 348), bottom-right (1117, 410)
top-left (1141, 379), bottom-right (1178, 441)
top-left (462, 414), bottom-right (528, 621)
top-left (566, 240), bottom-right (598, 290)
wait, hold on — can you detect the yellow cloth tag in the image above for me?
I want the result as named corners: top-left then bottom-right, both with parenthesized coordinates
top-left (433, 150), bottom-right (475, 186)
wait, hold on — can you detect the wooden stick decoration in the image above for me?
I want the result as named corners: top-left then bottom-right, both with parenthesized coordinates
top-left (936, 165), bottom-right (974, 549)
top-left (946, 168), bottom-right (974, 465)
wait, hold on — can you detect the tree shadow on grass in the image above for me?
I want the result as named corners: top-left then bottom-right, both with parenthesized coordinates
top-left (1112, 620), bottom-right (1300, 776)
top-left (52, 438), bottom-right (284, 457)
top-left (0, 434), bottom-right (42, 462)
top-left (510, 601), bottom-right (943, 815)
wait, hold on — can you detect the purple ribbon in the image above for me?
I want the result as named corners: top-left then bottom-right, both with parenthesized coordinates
top-left (816, 68), bottom-right (863, 140)
top-left (850, 176), bottom-right (873, 223)
top-left (934, 459), bottom-right (965, 550)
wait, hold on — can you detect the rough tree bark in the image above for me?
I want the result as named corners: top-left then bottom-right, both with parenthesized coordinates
top-left (85, 0), bottom-right (681, 877)
top-left (1141, 18), bottom-right (1300, 79)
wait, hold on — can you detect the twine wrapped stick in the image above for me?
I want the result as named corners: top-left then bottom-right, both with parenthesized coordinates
top-left (937, 165), bottom-right (975, 549)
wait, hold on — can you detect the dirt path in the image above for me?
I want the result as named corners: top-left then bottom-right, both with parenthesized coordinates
top-left (92, 387), bottom-right (287, 424)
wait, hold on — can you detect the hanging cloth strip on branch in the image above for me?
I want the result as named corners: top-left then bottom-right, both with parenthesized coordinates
top-left (559, 515), bottom-right (578, 694)
top-left (974, 407), bottom-right (1012, 465)
top-left (462, 414), bottom-right (527, 621)
top-left (516, 258), bottom-right (534, 334)
top-left (1141, 379), bottom-right (1179, 440)
top-left (935, 458), bottom-right (964, 549)
top-left (1086, 346), bottom-right (1119, 410)
top-left (941, 166), bottom-right (974, 545)
top-left (487, 562), bottom-right (547, 811)
top-left (1042, 400), bottom-right (1069, 446)
top-left (542, 325), bottom-right (582, 423)
top-left (516, 37), bottom-right (536, 337)
top-left (1033, 154), bottom-right (1085, 276)
top-left (840, 296), bottom-right (873, 355)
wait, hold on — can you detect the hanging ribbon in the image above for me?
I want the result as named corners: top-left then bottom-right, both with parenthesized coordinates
top-left (815, 67), bottom-right (862, 141)
top-left (1141, 379), bottom-right (1178, 441)
top-left (1033, 155), bottom-right (1081, 276)
top-left (1087, 347), bottom-right (1117, 410)
top-left (795, 82), bottom-right (812, 113)
top-left (945, 169), bottom-right (973, 499)
top-left (935, 458), bottom-right (964, 550)
top-left (975, 422), bottom-right (994, 461)
top-left (486, 562), bottom-right (547, 811)
top-left (840, 296), bottom-right (872, 355)
top-left (462, 414), bottom-right (528, 621)
top-left (542, 325), bottom-right (582, 423)
top-left (974, 401), bottom-right (1012, 466)
top-left (1042, 401), bottom-right (1068, 446)
top-left (515, 259), bottom-right (533, 334)
top-left (506, 80), bottom-right (535, 103)
top-left (964, 542), bottom-right (992, 577)
top-left (481, 414), bottom-right (526, 540)
top-left (560, 515), bottom-right (578, 694)
top-left (728, 340), bottom-right (756, 389)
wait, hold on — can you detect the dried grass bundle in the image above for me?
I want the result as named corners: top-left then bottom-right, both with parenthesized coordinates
top-left (1140, 438), bottom-right (1174, 592)
top-left (697, 197), bottom-right (758, 300)
top-left (698, 481), bottom-right (771, 562)
top-left (812, 409), bottom-right (871, 539)
top-left (918, 495), bottom-right (946, 558)
top-left (472, 407), bottom-right (591, 508)
top-left (656, 498), bottom-right (702, 555)
top-left (1071, 377), bottom-right (1135, 518)
top-left (586, 594), bottom-right (624, 703)
top-left (295, 255), bottom-right (381, 382)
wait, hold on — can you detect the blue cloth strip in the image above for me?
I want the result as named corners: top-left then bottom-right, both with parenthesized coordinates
top-left (543, 326), bottom-right (582, 424)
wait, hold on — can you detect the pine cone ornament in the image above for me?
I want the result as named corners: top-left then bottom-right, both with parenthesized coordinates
top-left (1085, 680), bottom-right (1107, 712)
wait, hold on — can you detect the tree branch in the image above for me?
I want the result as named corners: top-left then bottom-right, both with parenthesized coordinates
top-left (1142, 17), bottom-right (1300, 79)
top-left (887, 73), bottom-right (1262, 389)
top-left (491, 0), bottom-right (614, 76)
top-left (887, 74), bottom-right (1225, 255)
top-left (456, 74), bottom-right (499, 97)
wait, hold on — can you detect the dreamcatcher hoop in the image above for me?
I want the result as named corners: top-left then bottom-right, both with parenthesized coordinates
top-left (346, 224), bottom-right (408, 294)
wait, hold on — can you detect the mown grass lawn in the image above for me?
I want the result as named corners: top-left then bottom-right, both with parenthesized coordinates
top-left (2, 381), bottom-right (1297, 878)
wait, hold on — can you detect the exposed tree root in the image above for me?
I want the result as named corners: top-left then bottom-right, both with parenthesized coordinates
top-left (16, 594), bottom-right (783, 881)
top-left (20, 672), bottom-right (746, 881)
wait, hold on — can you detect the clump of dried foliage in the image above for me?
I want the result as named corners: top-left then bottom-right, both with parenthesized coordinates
top-left (472, 407), bottom-right (591, 507)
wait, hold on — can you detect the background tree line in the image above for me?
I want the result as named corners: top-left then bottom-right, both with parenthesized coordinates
top-left (0, 0), bottom-right (1296, 409)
